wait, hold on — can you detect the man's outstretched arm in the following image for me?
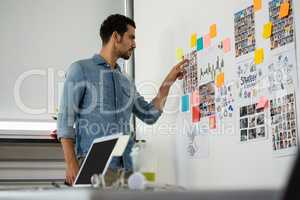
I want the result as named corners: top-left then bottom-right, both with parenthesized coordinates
top-left (152, 59), bottom-right (187, 111)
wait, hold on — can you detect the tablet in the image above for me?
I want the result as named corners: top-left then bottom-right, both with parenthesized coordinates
top-left (73, 134), bottom-right (130, 187)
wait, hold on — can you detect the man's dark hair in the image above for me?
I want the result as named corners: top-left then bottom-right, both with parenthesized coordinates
top-left (100, 14), bottom-right (136, 45)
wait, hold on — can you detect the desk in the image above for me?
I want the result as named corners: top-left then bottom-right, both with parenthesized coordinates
top-left (0, 188), bottom-right (280, 200)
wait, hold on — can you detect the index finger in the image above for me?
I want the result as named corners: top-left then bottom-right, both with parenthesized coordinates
top-left (176, 59), bottom-right (188, 69)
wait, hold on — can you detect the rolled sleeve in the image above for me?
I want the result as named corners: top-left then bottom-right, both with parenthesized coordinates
top-left (132, 91), bottom-right (163, 125)
top-left (57, 62), bottom-right (86, 140)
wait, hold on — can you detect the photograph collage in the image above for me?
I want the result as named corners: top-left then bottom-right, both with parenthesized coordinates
top-left (269, 0), bottom-right (294, 50)
top-left (183, 50), bottom-right (198, 94)
top-left (234, 5), bottom-right (256, 58)
top-left (271, 93), bottom-right (298, 151)
top-left (240, 103), bottom-right (266, 142)
top-left (199, 81), bottom-right (216, 118)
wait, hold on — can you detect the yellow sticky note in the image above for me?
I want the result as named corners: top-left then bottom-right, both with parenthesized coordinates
top-left (253, 0), bottom-right (262, 12)
top-left (254, 48), bottom-right (264, 65)
top-left (216, 72), bottom-right (225, 88)
top-left (176, 48), bottom-right (184, 61)
top-left (279, 2), bottom-right (290, 19)
top-left (190, 33), bottom-right (197, 48)
top-left (263, 22), bottom-right (273, 39)
top-left (210, 24), bottom-right (217, 38)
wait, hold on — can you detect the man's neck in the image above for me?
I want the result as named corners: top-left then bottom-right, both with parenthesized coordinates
top-left (99, 46), bottom-right (118, 69)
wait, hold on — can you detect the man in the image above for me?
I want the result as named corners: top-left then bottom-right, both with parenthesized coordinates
top-left (57, 14), bottom-right (186, 185)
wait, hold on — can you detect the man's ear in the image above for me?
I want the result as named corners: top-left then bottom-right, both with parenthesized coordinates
top-left (112, 31), bottom-right (122, 43)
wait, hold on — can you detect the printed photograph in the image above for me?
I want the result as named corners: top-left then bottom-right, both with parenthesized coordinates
top-left (240, 118), bottom-right (249, 129)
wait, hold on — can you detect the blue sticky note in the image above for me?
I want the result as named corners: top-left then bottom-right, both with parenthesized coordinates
top-left (197, 37), bottom-right (204, 51)
top-left (181, 95), bottom-right (190, 112)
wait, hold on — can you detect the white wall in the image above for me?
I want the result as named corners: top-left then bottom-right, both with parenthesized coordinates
top-left (0, 0), bottom-right (124, 122)
top-left (134, 0), bottom-right (300, 189)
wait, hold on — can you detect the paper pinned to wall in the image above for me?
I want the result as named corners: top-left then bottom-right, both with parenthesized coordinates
top-left (279, 2), bottom-right (290, 19)
top-left (210, 24), bottom-right (217, 38)
top-left (181, 95), bottom-right (190, 112)
top-left (223, 38), bottom-right (231, 53)
top-left (191, 33), bottom-right (197, 48)
top-left (204, 34), bottom-right (211, 48)
top-left (176, 48), bottom-right (184, 61)
top-left (186, 124), bottom-right (210, 159)
top-left (263, 22), bottom-right (272, 39)
top-left (197, 37), bottom-right (204, 51)
top-left (254, 48), bottom-right (264, 64)
top-left (253, 0), bottom-right (262, 12)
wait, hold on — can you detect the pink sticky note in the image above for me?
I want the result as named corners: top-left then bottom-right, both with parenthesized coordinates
top-left (256, 96), bottom-right (269, 109)
top-left (192, 91), bottom-right (200, 106)
top-left (223, 38), bottom-right (231, 53)
top-left (204, 34), bottom-right (211, 48)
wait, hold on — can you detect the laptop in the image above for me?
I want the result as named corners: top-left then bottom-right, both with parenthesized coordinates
top-left (73, 133), bottom-right (130, 187)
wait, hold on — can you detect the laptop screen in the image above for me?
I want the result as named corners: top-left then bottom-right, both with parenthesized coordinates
top-left (74, 138), bottom-right (118, 185)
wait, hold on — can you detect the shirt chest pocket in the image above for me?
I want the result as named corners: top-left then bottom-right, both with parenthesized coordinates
top-left (119, 82), bottom-right (134, 111)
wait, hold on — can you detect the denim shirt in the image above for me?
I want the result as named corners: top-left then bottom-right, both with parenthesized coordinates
top-left (57, 54), bottom-right (162, 170)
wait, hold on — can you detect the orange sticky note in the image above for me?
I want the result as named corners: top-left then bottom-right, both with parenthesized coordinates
top-left (223, 38), bottom-right (231, 53)
top-left (216, 72), bottom-right (225, 88)
top-left (253, 0), bottom-right (262, 12)
top-left (209, 115), bottom-right (216, 129)
top-left (192, 91), bottom-right (200, 106)
top-left (256, 96), bottom-right (269, 109)
top-left (204, 34), bottom-right (211, 48)
top-left (191, 33), bottom-right (197, 48)
top-left (254, 48), bottom-right (264, 65)
top-left (176, 48), bottom-right (184, 61)
top-left (279, 2), bottom-right (289, 19)
top-left (210, 24), bottom-right (217, 38)
top-left (263, 22), bottom-right (273, 39)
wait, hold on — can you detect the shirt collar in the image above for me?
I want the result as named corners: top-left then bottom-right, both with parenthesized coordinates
top-left (92, 54), bottom-right (121, 72)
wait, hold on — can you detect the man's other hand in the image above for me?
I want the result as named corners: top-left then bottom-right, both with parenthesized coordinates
top-left (65, 159), bottom-right (79, 185)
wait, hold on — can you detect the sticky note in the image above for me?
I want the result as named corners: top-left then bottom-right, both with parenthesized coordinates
top-left (181, 95), bottom-right (190, 112)
top-left (192, 91), bottom-right (200, 106)
top-left (216, 72), bottom-right (225, 88)
top-left (192, 106), bottom-right (201, 123)
top-left (253, 0), bottom-right (262, 12)
top-left (256, 96), bottom-right (269, 109)
top-left (176, 48), bottom-right (184, 61)
top-left (263, 22), bottom-right (273, 39)
top-left (197, 37), bottom-right (204, 51)
top-left (223, 38), bottom-right (231, 53)
top-left (209, 115), bottom-right (216, 129)
top-left (210, 24), bottom-right (217, 38)
top-left (191, 33), bottom-right (197, 48)
top-left (254, 48), bottom-right (264, 65)
top-left (204, 34), bottom-right (211, 48)
top-left (279, 2), bottom-right (290, 19)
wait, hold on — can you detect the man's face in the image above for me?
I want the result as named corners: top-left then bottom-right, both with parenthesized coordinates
top-left (116, 25), bottom-right (136, 60)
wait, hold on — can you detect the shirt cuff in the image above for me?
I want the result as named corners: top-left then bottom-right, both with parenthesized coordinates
top-left (57, 127), bottom-right (76, 140)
